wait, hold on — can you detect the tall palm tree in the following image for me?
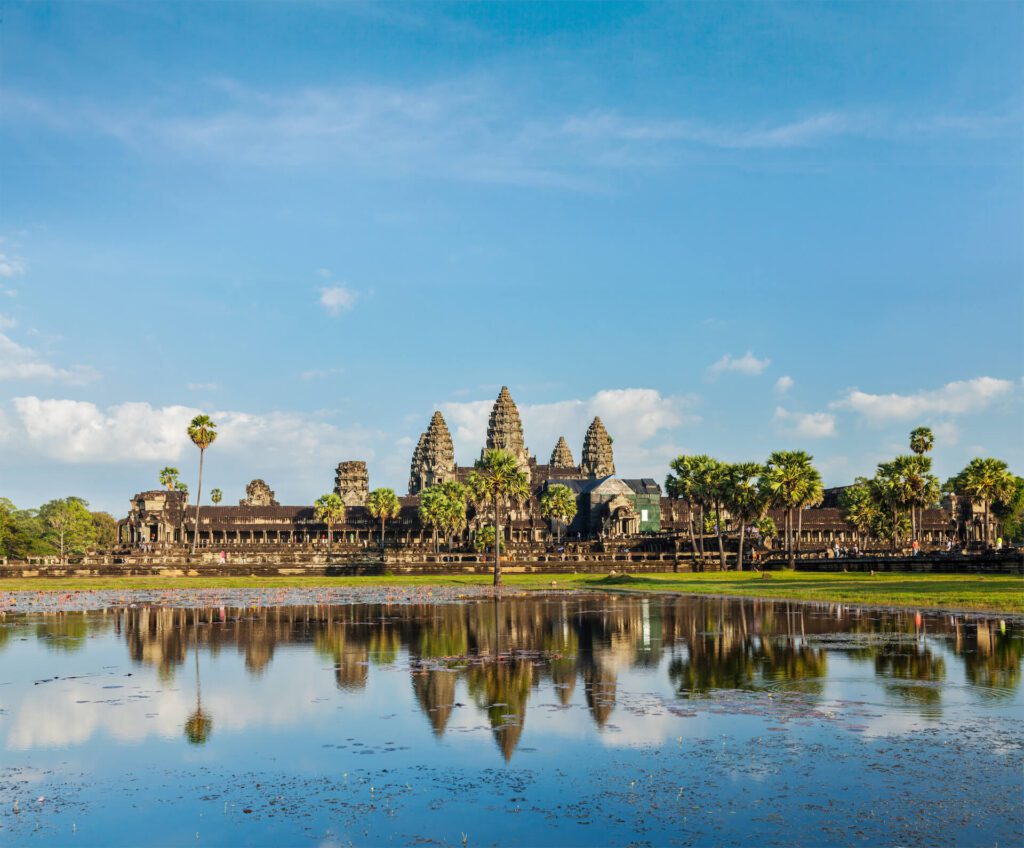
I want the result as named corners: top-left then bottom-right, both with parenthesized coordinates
top-left (666, 456), bottom-right (701, 565)
top-left (687, 455), bottom-right (723, 570)
top-left (469, 449), bottom-right (529, 586)
top-left (366, 487), bottom-right (401, 550)
top-left (210, 488), bottom-right (223, 505)
top-left (313, 493), bottom-right (346, 551)
top-left (438, 482), bottom-right (469, 549)
top-left (724, 462), bottom-right (765, 571)
top-left (958, 457), bottom-right (1015, 546)
top-left (762, 450), bottom-right (819, 568)
top-left (539, 484), bottom-right (577, 543)
top-left (418, 487), bottom-right (446, 553)
top-left (187, 415), bottom-right (217, 555)
top-left (159, 466), bottom-right (180, 491)
top-left (839, 478), bottom-right (880, 549)
top-left (909, 427), bottom-right (935, 537)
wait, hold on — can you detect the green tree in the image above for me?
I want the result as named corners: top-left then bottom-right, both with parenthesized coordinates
top-left (437, 482), bottom-right (468, 549)
top-left (366, 487), bottom-right (402, 549)
top-left (539, 484), bottom-right (577, 543)
top-left (210, 488), bottom-right (223, 505)
top-left (0, 497), bottom-right (13, 558)
top-left (683, 454), bottom-right (725, 569)
top-left (909, 426), bottom-right (935, 458)
top-left (175, 481), bottom-right (189, 498)
top-left (762, 451), bottom-right (821, 568)
top-left (187, 414), bottom-right (217, 555)
top-left (949, 457), bottom-right (1016, 546)
top-left (159, 466), bottom-right (180, 491)
top-left (91, 511), bottom-right (119, 550)
top-left (418, 487), bottom-right (447, 553)
top-left (0, 502), bottom-right (49, 558)
top-left (665, 456), bottom-right (701, 564)
top-left (39, 497), bottom-right (96, 562)
top-left (723, 462), bottom-right (765, 571)
top-left (839, 478), bottom-right (880, 548)
top-left (874, 455), bottom-right (938, 549)
top-left (473, 524), bottom-right (501, 554)
top-left (992, 474), bottom-right (1024, 543)
top-left (468, 449), bottom-right (530, 586)
top-left (313, 493), bottom-right (346, 551)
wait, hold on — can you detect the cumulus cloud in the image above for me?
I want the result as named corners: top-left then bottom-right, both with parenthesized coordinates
top-left (831, 377), bottom-right (1014, 422)
top-left (319, 285), bottom-right (358, 316)
top-left (0, 332), bottom-right (99, 384)
top-left (440, 387), bottom-right (698, 477)
top-left (774, 406), bottom-right (837, 438)
top-left (774, 375), bottom-right (794, 394)
top-left (0, 251), bottom-right (25, 278)
top-left (707, 351), bottom-right (770, 379)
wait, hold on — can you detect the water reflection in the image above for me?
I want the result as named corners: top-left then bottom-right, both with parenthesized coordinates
top-left (3, 596), bottom-right (1022, 759)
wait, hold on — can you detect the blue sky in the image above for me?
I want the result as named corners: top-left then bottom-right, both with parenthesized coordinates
top-left (1, 2), bottom-right (1021, 514)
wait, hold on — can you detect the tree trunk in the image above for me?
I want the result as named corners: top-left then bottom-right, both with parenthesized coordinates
top-left (796, 507), bottom-right (803, 558)
top-left (493, 489), bottom-right (502, 587)
top-left (191, 448), bottom-right (205, 556)
top-left (984, 499), bottom-right (990, 547)
top-left (714, 500), bottom-right (726, 570)
top-left (737, 521), bottom-right (746, 572)
top-left (685, 503), bottom-right (699, 565)
top-left (892, 509), bottom-right (899, 552)
top-left (380, 516), bottom-right (386, 549)
top-left (787, 509), bottom-right (795, 570)
top-left (697, 505), bottom-right (706, 571)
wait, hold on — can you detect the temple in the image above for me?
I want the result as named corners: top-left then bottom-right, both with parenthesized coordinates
top-left (118, 384), bottom-right (993, 556)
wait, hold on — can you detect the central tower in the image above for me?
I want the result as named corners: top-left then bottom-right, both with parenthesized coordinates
top-left (483, 386), bottom-right (532, 478)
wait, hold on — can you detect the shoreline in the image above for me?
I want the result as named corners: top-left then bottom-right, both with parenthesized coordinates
top-left (1, 571), bottom-right (1021, 614)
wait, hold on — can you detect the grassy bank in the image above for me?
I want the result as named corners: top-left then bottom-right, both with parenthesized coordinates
top-left (0, 571), bottom-right (1021, 613)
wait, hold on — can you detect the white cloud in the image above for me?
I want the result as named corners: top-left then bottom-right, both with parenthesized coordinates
top-left (441, 387), bottom-right (698, 477)
top-left (831, 377), bottom-right (1014, 422)
top-left (0, 251), bottom-right (25, 277)
top-left (774, 406), bottom-right (837, 438)
top-left (931, 421), bottom-right (960, 447)
top-left (774, 375), bottom-right (794, 394)
top-left (707, 351), bottom-right (770, 379)
top-left (0, 332), bottom-right (99, 384)
top-left (319, 285), bottom-right (357, 316)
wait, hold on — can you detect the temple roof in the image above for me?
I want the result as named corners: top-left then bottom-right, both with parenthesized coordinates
top-left (549, 436), bottom-right (574, 468)
top-left (581, 416), bottom-right (615, 478)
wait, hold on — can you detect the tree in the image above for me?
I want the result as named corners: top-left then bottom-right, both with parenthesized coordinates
top-left (839, 478), bottom-right (880, 548)
top-left (367, 487), bottom-right (402, 549)
top-left (949, 458), bottom-right (1016, 546)
top-left (91, 511), bottom-right (119, 550)
top-left (437, 482), bottom-right (468, 549)
top-left (762, 451), bottom-right (821, 568)
top-left (210, 488), bottom-right (223, 505)
top-left (313, 493), bottom-right (346, 551)
top-left (683, 455), bottom-right (725, 570)
top-left (468, 449), bottom-right (530, 586)
top-left (874, 455), bottom-right (938, 550)
top-left (159, 466), bottom-right (180, 491)
top-left (187, 415), bottom-right (217, 555)
top-left (418, 487), bottom-right (447, 553)
top-left (723, 462), bottom-right (765, 571)
top-left (175, 481), bottom-right (189, 498)
top-left (39, 497), bottom-right (96, 562)
top-left (909, 426), bottom-right (935, 458)
top-left (666, 456), bottom-right (701, 565)
top-left (539, 484), bottom-right (577, 543)
top-left (992, 474), bottom-right (1024, 543)
top-left (0, 497), bottom-right (13, 558)
top-left (473, 525), bottom-right (501, 554)
top-left (0, 501), bottom-right (49, 559)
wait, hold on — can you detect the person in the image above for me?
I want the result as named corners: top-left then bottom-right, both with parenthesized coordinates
top-left (996, 536), bottom-right (1004, 551)
top-left (946, 537), bottom-right (954, 552)
top-left (912, 539), bottom-right (920, 557)
top-left (219, 550), bottom-right (226, 564)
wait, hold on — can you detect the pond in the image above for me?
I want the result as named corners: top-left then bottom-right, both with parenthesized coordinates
top-left (1, 588), bottom-right (1021, 846)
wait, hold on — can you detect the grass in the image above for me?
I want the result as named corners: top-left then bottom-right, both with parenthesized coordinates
top-left (0, 571), bottom-right (1021, 613)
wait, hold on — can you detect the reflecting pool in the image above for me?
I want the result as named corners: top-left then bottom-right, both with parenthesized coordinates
top-left (1, 589), bottom-right (1022, 846)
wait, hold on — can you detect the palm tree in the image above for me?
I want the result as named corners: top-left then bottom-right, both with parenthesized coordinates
top-left (839, 478), bottom-right (880, 549)
top-left (418, 487), bottom-right (446, 553)
top-left (794, 466), bottom-right (824, 559)
top-left (175, 481), bottom-right (189, 499)
top-left (956, 457), bottom-right (1015, 546)
top-left (687, 455), bottom-right (723, 570)
top-left (539, 484), bottom-right (577, 543)
top-left (469, 449), bottom-right (529, 586)
top-left (873, 456), bottom-right (920, 551)
top-left (210, 488), bottom-right (223, 505)
top-left (184, 628), bottom-right (213, 745)
top-left (666, 456), bottom-right (701, 566)
top-left (762, 451), bottom-right (820, 568)
top-left (909, 427), bottom-right (935, 537)
top-left (159, 466), bottom-right (180, 491)
top-left (187, 415), bottom-right (217, 555)
top-left (723, 462), bottom-right (765, 571)
top-left (313, 493), bottom-right (345, 551)
top-left (366, 487), bottom-right (401, 550)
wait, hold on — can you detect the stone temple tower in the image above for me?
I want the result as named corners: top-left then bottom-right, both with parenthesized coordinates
top-left (581, 416), bottom-right (615, 478)
top-left (409, 411), bottom-right (457, 494)
top-left (549, 436), bottom-right (575, 469)
top-left (483, 386), bottom-right (531, 476)
top-left (335, 461), bottom-right (369, 506)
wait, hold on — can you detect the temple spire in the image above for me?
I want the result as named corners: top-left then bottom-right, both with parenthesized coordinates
top-left (549, 436), bottom-right (574, 468)
top-left (408, 412), bottom-right (456, 494)
top-left (581, 416), bottom-right (615, 478)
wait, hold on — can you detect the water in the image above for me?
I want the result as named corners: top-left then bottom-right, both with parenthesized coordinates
top-left (1, 589), bottom-right (1021, 846)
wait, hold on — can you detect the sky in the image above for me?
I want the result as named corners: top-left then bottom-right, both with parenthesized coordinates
top-left (1, 1), bottom-right (1022, 515)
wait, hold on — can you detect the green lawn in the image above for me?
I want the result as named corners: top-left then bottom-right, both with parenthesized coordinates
top-left (0, 571), bottom-right (1021, 613)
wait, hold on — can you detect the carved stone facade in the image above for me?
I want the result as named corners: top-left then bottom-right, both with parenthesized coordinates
top-left (335, 461), bottom-right (369, 507)
top-left (240, 479), bottom-right (279, 507)
top-left (581, 417), bottom-right (615, 478)
top-left (409, 411), bottom-right (457, 495)
top-left (550, 436), bottom-right (575, 468)
top-left (484, 386), bottom-right (532, 477)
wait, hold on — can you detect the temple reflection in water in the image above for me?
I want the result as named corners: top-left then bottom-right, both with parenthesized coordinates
top-left (17, 595), bottom-right (1023, 760)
